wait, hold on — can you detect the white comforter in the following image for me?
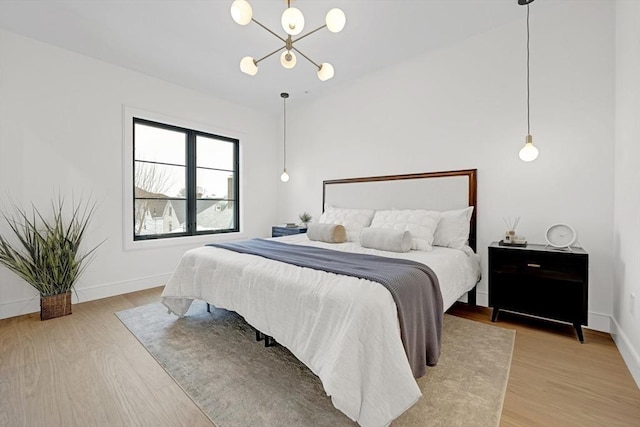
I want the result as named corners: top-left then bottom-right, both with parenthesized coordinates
top-left (161, 234), bottom-right (480, 427)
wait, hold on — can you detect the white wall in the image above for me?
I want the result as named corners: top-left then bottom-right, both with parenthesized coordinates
top-left (613, 0), bottom-right (640, 387)
top-left (0, 30), bottom-right (280, 318)
top-left (278, 1), bottom-right (615, 332)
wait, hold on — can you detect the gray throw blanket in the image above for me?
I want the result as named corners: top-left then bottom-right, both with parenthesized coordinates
top-left (208, 239), bottom-right (443, 378)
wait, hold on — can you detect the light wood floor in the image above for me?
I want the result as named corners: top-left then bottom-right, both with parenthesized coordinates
top-left (447, 304), bottom-right (640, 427)
top-left (1, 287), bottom-right (638, 427)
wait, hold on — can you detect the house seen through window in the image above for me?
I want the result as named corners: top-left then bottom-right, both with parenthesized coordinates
top-left (133, 118), bottom-right (239, 240)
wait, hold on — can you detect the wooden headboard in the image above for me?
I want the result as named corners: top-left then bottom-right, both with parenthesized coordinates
top-left (322, 169), bottom-right (477, 252)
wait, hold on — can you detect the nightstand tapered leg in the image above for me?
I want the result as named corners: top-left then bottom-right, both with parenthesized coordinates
top-left (491, 307), bottom-right (500, 322)
top-left (574, 323), bottom-right (584, 343)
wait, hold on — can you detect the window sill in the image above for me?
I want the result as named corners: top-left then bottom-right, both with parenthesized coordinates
top-left (123, 231), bottom-right (247, 252)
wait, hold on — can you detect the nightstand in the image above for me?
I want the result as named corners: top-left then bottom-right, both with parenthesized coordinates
top-left (488, 241), bottom-right (589, 342)
top-left (271, 226), bottom-right (307, 238)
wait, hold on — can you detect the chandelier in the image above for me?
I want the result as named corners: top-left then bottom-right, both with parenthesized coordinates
top-left (230, 0), bottom-right (346, 81)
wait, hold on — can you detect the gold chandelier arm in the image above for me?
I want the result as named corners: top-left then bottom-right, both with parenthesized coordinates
top-left (255, 45), bottom-right (287, 64)
top-left (291, 46), bottom-right (320, 69)
top-left (292, 24), bottom-right (328, 44)
top-left (251, 18), bottom-right (287, 43)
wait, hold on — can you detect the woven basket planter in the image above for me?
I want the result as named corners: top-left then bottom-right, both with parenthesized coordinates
top-left (40, 292), bottom-right (72, 320)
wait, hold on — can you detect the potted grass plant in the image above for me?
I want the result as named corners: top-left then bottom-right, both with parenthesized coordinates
top-left (298, 212), bottom-right (312, 228)
top-left (0, 197), bottom-right (102, 320)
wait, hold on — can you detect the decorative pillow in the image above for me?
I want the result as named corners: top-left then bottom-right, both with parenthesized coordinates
top-left (306, 223), bottom-right (347, 244)
top-left (318, 205), bottom-right (375, 242)
top-left (433, 206), bottom-right (474, 249)
top-left (370, 209), bottom-right (441, 251)
top-left (360, 227), bottom-right (412, 253)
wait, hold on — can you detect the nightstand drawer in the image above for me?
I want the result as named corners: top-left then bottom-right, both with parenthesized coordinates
top-left (490, 250), bottom-right (587, 280)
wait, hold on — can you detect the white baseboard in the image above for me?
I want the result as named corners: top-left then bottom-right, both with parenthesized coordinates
top-left (610, 317), bottom-right (640, 389)
top-left (74, 273), bottom-right (172, 303)
top-left (0, 273), bottom-right (171, 320)
top-left (586, 311), bottom-right (611, 333)
top-left (0, 295), bottom-right (40, 320)
top-left (474, 290), bottom-right (490, 307)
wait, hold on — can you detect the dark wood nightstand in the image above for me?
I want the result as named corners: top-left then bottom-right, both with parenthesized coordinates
top-left (488, 241), bottom-right (589, 342)
top-left (271, 226), bottom-right (307, 238)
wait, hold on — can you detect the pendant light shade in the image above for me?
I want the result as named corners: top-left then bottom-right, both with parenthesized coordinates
top-left (281, 7), bottom-right (305, 36)
top-left (518, 0), bottom-right (539, 162)
top-left (280, 50), bottom-right (297, 69)
top-left (240, 56), bottom-right (258, 75)
top-left (326, 8), bottom-right (346, 33)
top-left (230, 0), bottom-right (253, 25)
top-left (280, 92), bottom-right (290, 182)
top-left (317, 63), bottom-right (335, 81)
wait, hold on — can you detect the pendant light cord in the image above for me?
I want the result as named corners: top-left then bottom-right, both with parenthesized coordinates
top-left (526, 4), bottom-right (531, 136)
top-left (283, 95), bottom-right (287, 169)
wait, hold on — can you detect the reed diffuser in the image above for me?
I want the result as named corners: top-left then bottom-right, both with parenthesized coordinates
top-left (502, 216), bottom-right (520, 244)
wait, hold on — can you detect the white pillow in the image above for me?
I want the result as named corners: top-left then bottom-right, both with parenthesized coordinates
top-left (433, 206), bottom-right (474, 249)
top-left (360, 227), bottom-right (412, 253)
top-left (318, 205), bottom-right (375, 242)
top-left (306, 223), bottom-right (346, 243)
top-left (370, 209), bottom-right (441, 251)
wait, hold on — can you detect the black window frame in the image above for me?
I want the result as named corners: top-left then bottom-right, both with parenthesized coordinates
top-left (133, 117), bottom-right (240, 241)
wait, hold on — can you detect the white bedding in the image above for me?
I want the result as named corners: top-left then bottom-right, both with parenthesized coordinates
top-left (161, 234), bottom-right (480, 427)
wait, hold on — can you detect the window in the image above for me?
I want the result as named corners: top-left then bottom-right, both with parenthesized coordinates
top-left (133, 118), bottom-right (239, 240)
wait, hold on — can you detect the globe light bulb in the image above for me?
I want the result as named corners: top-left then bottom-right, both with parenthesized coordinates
top-left (281, 7), bottom-right (304, 36)
top-left (240, 56), bottom-right (258, 76)
top-left (519, 135), bottom-right (539, 162)
top-left (317, 63), bottom-right (334, 81)
top-left (326, 8), bottom-right (346, 33)
top-left (230, 0), bottom-right (253, 25)
top-left (280, 170), bottom-right (290, 182)
top-left (280, 50), bottom-right (297, 69)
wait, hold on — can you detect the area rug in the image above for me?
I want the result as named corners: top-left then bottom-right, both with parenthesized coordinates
top-left (116, 301), bottom-right (514, 426)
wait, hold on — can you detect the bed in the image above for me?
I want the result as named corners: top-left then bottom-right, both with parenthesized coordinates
top-left (161, 169), bottom-right (480, 427)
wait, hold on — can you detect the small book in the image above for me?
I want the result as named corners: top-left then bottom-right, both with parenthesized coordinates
top-left (499, 240), bottom-right (527, 247)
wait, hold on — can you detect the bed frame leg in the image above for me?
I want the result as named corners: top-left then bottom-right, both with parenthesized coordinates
top-left (251, 326), bottom-right (274, 347)
top-left (206, 303), bottom-right (211, 313)
top-left (468, 287), bottom-right (477, 306)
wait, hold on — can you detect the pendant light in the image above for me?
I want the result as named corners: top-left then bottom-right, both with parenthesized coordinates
top-left (280, 92), bottom-right (290, 182)
top-left (231, 0), bottom-right (345, 81)
top-left (518, 0), bottom-right (539, 162)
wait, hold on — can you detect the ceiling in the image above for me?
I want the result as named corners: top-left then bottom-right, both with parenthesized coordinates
top-left (0, 0), bottom-right (558, 115)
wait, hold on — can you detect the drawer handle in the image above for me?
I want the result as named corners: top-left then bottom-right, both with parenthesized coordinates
top-left (527, 263), bottom-right (541, 268)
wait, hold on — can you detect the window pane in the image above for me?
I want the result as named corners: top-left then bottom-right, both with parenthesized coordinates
top-left (134, 199), bottom-right (186, 236)
top-left (196, 168), bottom-right (235, 200)
top-left (197, 200), bottom-right (236, 231)
top-left (135, 122), bottom-right (186, 165)
top-left (196, 135), bottom-right (234, 170)
top-left (135, 161), bottom-right (186, 198)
